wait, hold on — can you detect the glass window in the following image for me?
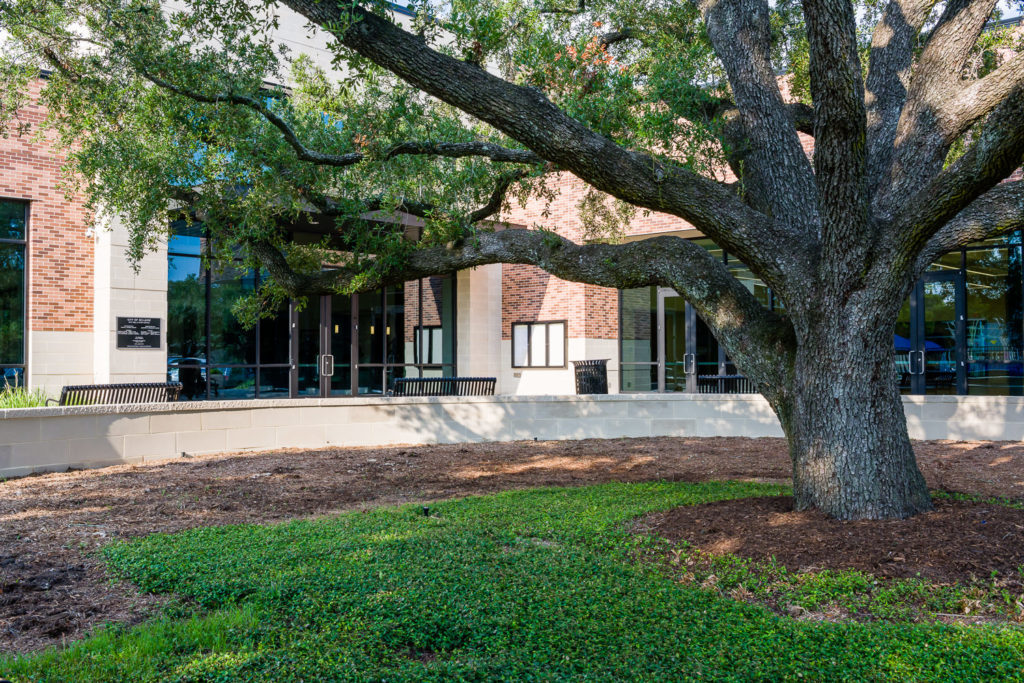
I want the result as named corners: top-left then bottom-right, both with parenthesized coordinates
top-left (1, 200), bottom-right (28, 384)
top-left (166, 254), bottom-right (205, 359)
top-left (513, 324), bottom-right (529, 366)
top-left (512, 321), bottom-right (566, 368)
top-left (927, 250), bottom-right (963, 274)
top-left (209, 266), bottom-right (256, 365)
top-left (167, 221), bottom-right (293, 400)
top-left (619, 287), bottom-right (657, 392)
top-left (965, 245), bottom-right (1024, 395)
top-left (0, 243), bottom-right (26, 367)
top-left (0, 201), bottom-right (27, 240)
top-left (727, 264), bottom-right (772, 309)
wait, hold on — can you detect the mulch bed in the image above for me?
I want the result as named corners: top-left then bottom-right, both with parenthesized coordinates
top-left (640, 496), bottom-right (1024, 584)
top-left (2, 436), bottom-right (1024, 653)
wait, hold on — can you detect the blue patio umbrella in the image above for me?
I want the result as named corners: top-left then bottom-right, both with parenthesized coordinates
top-left (893, 334), bottom-right (943, 351)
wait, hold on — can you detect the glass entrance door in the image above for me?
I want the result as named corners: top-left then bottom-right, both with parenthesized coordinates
top-left (658, 290), bottom-right (689, 392)
top-left (652, 289), bottom-right (736, 393)
top-left (897, 273), bottom-right (965, 395)
top-left (291, 295), bottom-right (355, 397)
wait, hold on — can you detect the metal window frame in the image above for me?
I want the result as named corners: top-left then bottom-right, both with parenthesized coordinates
top-left (510, 319), bottom-right (568, 369)
top-left (0, 198), bottom-right (29, 383)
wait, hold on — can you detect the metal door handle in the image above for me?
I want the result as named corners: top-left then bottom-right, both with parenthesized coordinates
top-left (685, 353), bottom-right (696, 375)
top-left (320, 354), bottom-right (335, 376)
top-left (909, 350), bottom-right (926, 375)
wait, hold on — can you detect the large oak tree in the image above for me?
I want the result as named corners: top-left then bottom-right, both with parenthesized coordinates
top-left (2, 0), bottom-right (1023, 519)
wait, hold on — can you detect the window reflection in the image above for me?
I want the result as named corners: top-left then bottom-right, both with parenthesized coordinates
top-left (966, 245), bottom-right (1024, 395)
top-left (621, 231), bottom-right (1024, 396)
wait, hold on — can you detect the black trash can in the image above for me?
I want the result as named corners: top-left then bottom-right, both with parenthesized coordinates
top-left (572, 359), bottom-right (609, 395)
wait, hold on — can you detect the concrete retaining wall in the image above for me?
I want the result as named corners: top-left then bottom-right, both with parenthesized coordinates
top-left (2, 393), bottom-right (1023, 478)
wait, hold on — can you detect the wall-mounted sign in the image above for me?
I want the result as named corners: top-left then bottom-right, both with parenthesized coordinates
top-left (116, 317), bottom-right (162, 349)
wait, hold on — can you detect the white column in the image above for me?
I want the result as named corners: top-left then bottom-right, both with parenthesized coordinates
top-left (456, 265), bottom-right (502, 384)
top-left (92, 214), bottom-right (169, 384)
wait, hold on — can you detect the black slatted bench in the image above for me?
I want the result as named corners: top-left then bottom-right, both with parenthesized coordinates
top-left (47, 382), bottom-right (183, 406)
top-left (696, 374), bottom-right (757, 394)
top-left (390, 377), bottom-right (496, 397)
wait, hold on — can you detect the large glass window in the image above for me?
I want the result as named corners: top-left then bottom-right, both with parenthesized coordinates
top-left (620, 287), bottom-right (657, 391)
top-left (167, 224), bottom-right (457, 398)
top-left (0, 200), bottom-right (27, 386)
top-left (382, 276), bottom-right (457, 391)
top-left (620, 232), bottom-right (1024, 397)
top-left (166, 222), bottom-right (290, 400)
top-left (965, 243), bottom-right (1024, 395)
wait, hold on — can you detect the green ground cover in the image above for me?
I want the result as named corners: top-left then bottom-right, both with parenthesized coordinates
top-left (3, 481), bottom-right (1024, 682)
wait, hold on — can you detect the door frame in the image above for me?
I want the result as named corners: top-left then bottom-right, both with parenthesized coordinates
top-left (289, 294), bottom-right (359, 398)
top-left (906, 272), bottom-right (966, 395)
top-left (656, 288), bottom-right (729, 393)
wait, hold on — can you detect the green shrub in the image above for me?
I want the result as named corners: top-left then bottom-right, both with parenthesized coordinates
top-left (0, 382), bottom-right (48, 408)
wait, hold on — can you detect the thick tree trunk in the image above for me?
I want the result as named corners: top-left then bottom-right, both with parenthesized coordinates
top-left (776, 322), bottom-right (934, 520)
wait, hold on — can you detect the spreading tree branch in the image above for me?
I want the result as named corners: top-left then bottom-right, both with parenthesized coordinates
top-left (942, 53), bottom-right (1024, 138)
top-left (386, 141), bottom-right (543, 164)
top-left (919, 180), bottom-right (1024, 264)
top-left (877, 0), bottom-right (999, 214)
top-left (864, 0), bottom-right (938, 194)
top-left (918, 0), bottom-right (998, 81)
top-left (893, 87), bottom-right (1024, 261)
top-left (139, 70), bottom-right (365, 168)
top-left (278, 0), bottom-right (808, 291)
top-left (802, 0), bottom-right (870, 270)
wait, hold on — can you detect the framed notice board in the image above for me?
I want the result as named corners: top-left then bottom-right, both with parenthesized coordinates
top-left (116, 317), bottom-right (162, 349)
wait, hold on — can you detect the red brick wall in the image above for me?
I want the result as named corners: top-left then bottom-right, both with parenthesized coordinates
top-left (499, 170), bottom-right (703, 341)
top-left (402, 276), bottom-right (445, 342)
top-left (0, 79), bottom-right (93, 334)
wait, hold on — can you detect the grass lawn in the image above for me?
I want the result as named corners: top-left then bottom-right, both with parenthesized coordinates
top-left (3, 481), bottom-right (1023, 682)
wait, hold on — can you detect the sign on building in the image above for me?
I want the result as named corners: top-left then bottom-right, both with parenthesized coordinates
top-left (116, 317), bottom-right (162, 349)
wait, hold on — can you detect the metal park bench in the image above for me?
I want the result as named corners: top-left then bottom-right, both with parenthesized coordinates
top-left (390, 377), bottom-right (496, 397)
top-left (48, 382), bottom-right (183, 406)
top-left (696, 374), bottom-right (757, 394)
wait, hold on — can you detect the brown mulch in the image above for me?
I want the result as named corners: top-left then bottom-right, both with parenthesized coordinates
top-left (641, 496), bottom-right (1024, 584)
top-left (2, 436), bottom-right (1024, 654)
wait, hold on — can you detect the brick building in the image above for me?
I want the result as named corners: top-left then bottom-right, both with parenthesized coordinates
top-left (3, 12), bottom-right (1024, 400)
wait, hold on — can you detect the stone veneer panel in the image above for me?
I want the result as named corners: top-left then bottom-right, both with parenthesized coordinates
top-left (3, 394), bottom-right (1023, 479)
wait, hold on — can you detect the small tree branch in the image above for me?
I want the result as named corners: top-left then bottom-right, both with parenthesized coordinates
top-left (468, 169), bottom-right (530, 223)
top-left (598, 29), bottom-right (634, 48)
top-left (386, 141), bottom-right (543, 164)
top-left (139, 70), bottom-right (365, 168)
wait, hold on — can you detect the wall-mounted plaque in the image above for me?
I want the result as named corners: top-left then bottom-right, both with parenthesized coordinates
top-left (116, 317), bottom-right (162, 349)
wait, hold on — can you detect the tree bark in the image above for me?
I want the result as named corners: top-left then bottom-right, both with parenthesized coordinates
top-left (776, 318), bottom-right (933, 519)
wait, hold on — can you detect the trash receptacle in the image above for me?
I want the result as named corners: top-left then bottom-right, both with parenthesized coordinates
top-left (572, 359), bottom-right (609, 395)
